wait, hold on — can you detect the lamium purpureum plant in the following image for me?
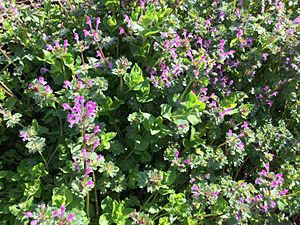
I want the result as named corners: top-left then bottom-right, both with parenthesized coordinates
top-left (0, 0), bottom-right (299, 224)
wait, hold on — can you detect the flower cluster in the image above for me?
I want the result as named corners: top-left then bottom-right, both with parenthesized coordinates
top-left (19, 126), bottom-right (46, 154)
top-left (46, 39), bottom-right (70, 53)
top-left (62, 95), bottom-right (97, 128)
top-left (25, 205), bottom-right (76, 225)
top-left (28, 77), bottom-right (53, 95)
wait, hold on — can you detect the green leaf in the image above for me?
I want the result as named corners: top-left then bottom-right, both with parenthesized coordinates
top-left (187, 115), bottom-right (200, 125)
top-left (134, 134), bottom-right (149, 151)
top-left (124, 63), bottom-right (145, 91)
top-left (52, 184), bottom-right (73, 207)
top-left (181, 91), bottom-right (206, 110)
top-left (221, 93), bottom-right (237, 109)
top-left (211, 197), bottom-right (228, 214)
top-left (161, 104), bottom-right (172, 120)
top-left (99, 214), bottom-right (110, 225)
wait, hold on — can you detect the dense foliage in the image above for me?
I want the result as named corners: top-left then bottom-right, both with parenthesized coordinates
top-left (0, 0), bottom-right (300, 224)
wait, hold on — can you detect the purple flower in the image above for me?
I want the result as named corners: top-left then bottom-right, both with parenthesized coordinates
top-left (237, 142), bottom-right (245, 149)
top-left (46, 44), bottom-right (54, 51)
top-left (255, 178), bottom-right (262, 184)
top-left (205, 18), bottom-right (211, 27)
top-left (63, 39), bottom-right (69, 53)
top-left (52, 210), bottom-right (59, 218)
top-left (220, 11), bottom-right (225, 21)
top-left (279, 189), bottom-right (288, 195)
top-left (25, 211), bottom-right (33, 218)
top-left (63, 80), bottom-right (73, 89)
top-left (40, 67), bottom-right (49, 74)
top-left (191, 185), bottom-right (200, 198)
top-left (67, 213), bottom-right (75, 222)
top-left (74, 32), bottom-right (79, 43)
top-left (237, 28), bottom-right (243, 38)
top-left (30, 220), bottom-right (39, 225)
top-left (62, 103), bottom-right (71, 111)
top-left (213, 191), bottom-right (219, 199)
top-left (246, 197), bottom-right (252, 204)
top-left (219, 39), bottom-right (225, 51)
top-left (94, 31), bottom-right (99, 41)
top-left (124, 14), bottom-right (131, 28)
top-left (86, 16), bottom-right (92, 30)
top-left (264, 163), bottom-right (270, 172)
top-left (259, 169), bottom-right (267, 176)
top-left (54, 40), bottom-right (60, 49)
top-left (94, 125), bottom-right (100, 134)
top-left (82, 148), bottom-right (87, 158)
top-left (86, 180), bottom-right (94, 187)
top-left (83, 29), bottom-right (90, 38)
top-left (227, 129), bottom-right (233, 136)
top-left (262, 53), bottom-right (269, 61)
top-left (20, 131), bottom-right (28, 142)
top-left (263, 86), bottom-right (269, 92)
top-left (293, 16), bottom-right (300, 24)
top-left (45, 85), bottom-right (53, 94)
top-left (270, 201), bottom-right (276, 208)
top-left (38, 77), bottom-right (47, 86)
top-left (93, 139), bottom-right (100, 151)
top-left (119, 26), bottom-right (125, 35)
top-left (261, 204), bottom-right (269, 212)
top-left (219, 108), bottom-right (232, 118)
top-left (60, 205), bottom-right (66, 217)
top-left (184, 159), bottom-right (190, 164)
top-left (96, 17), bottom-right (101, 31)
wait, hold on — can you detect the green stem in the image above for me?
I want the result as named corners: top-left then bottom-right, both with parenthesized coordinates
top-left (38, 150), bottom-right (49, 170)
top-left (86, 192), bottom-right (90, 218)
top-left (0, 47), bottom-right (16, 66)
top-left (120, 74), bottom-right (123, 98)
top-left (179, 78), bottom-right (194, 102)
top-left (61, 59), bottom-right (67, 80)
top-left (140, 191), bottom-right (157, 211)
top-left (92, 171), bottom-right (99, 218)
top-left (95, 41), bottom-right (107, 65)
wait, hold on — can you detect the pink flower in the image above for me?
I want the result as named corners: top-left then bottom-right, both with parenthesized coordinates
top-left (30, 220), bottom-right (39, 225)
top-left (25, 211), bottom-right (33, 218)
top-left (60, 205), bottom-right (66, 217)
top-left (63, 39), bottom-right (69, 53)
top-left (119, 26), bottom-right (125, 35)
top-left (46, 44), bottom-right (54, 51)
top-left (184, 159), bottom-right (190, 164)
top-left (52, 210), bottom-right (59, 217)
top-left (67, 213), bottom-right (75, 222)
top-left (82, 148), bottom-right (87, 158)
top-left (279, 189), bottom-right (288, 195)
top-left (20, 131), bottom-right (28, 142)
top-left (86, 16), bottom-right (92, 30)
top-left (74, 32), bottom-right (79, 43)
top-left (96, 17), bottom-right (101, 31)
top-left (124, 14), bottom-right (131, 28)
top-left (83, 29), bottom-right (90, 38)
top-left (86, 180), bottom-right (94, 187)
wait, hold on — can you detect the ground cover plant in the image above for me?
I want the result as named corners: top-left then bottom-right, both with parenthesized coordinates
top-left (0, 0), bottom-right (299, 224)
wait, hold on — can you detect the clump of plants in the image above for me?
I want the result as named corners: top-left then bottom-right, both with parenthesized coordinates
top-left (0, 0), bottom-right (299, 224)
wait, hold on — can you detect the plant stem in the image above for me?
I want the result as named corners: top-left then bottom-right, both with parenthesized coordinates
top-left (234, 155), bottom-right (249, 180)
top-left (0, 47), bottom-right (16, 66)
top-left (92, 171), bottom-right (99, 218)
top-left (38, 150), bottom-right (49, 171)
top-left (120, 74), bottom-right (123, 98)
top-left (179, 78), bottom-right (194, 102)
top-left (86, 191), bottom-right (90, 218)
top-left (140, 191), bottom-right (157, 211)
top-left (95, 41), bottom-right (107, 65)
top-left (61, 59), bottom-right (67, 80)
